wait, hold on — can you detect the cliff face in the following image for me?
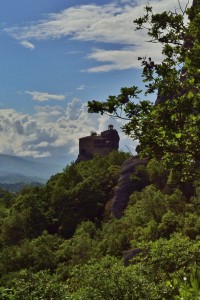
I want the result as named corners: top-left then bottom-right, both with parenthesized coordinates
top-left (110, 154), bottom-right (198, 219)
top-left (111, 156), bottom-right (148, 218)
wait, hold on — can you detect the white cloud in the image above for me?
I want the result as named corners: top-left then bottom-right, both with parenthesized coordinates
top-left (25, 91), bottom-right (66, 101)
top-left (77, 84), bottom-right (85, 90)
top-left (0, 99), bottom-right (134, 159)
top-left (85, 42), bottom-right (163, 72)
top-left (5, 0), bottom-right (192, 72)
top-left (20, 41), bottom-right (35, 50)
top-left (34, 105), bottom-right (65, 122)
top-left (6, 0), bottom-right (191, 43)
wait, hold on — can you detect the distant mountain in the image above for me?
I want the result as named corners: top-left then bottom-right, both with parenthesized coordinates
top-left (0, 154), bottom-right (63, 183)
top-left (0, 173), bottom-right (46, 184)
top-left (0, 181), bottom-right (44, 193)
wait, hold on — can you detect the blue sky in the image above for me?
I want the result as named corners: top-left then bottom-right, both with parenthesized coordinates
top-left (0, 0), bottom-right (191, 165)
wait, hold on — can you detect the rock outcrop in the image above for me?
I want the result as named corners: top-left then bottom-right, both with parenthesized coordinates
top-left (111, 156), bottom-right (148, 218)
top-left (123, 248), bottom-right (143, 266)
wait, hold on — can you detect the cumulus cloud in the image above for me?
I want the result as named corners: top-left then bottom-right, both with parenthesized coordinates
top-left (25, 91), bottom-right (66, 101)
top-left (0, 99), bottom-right (135, 159)
top-left (20, 41), bottom-right (35, 50)
top-left (5, 0), bottom-right (192, 72)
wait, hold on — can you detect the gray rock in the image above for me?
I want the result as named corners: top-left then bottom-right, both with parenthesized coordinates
top-left (111, 156), bottom-right (148, 218)
top-left (123, 248), bottom-right (142, 266)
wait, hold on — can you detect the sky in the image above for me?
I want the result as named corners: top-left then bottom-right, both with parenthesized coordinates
top-left (0, 0), bottom-right (192, 166)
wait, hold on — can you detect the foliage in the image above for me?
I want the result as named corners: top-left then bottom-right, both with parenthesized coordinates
top-left (0, 188), bottom-right (14, 208)
top-left (47, 152), bottom-right (126, 237)
top-left (173, 266), bottom-right (200, 300)
top-left (66, 221), bottom-right (100, 266)
top-left (0, 151), bottom-right (129, 279)
top-left (0, 270), bottom-right (69, 300)
top-left (0, 154), bottom-right (200, 298)
top-left (146, 158), bottom-right (168, 189)
top-left (0, 151), bottom-right (127, 243)
top-left (67, 256), bottom-right (159, 300)
top-left (88, 2), bottom-right (200, 182)
top-left (0, 186), bottom-right (50, 245)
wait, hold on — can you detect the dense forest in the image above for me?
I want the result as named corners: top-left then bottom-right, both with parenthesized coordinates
top-left (1, 1), bottom-right (200, 299)
top-left (0, 150), bottom-right (200, 299)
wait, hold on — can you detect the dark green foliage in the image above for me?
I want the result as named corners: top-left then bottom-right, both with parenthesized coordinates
top-left (0, 188), bottom-right (14, 208)
top-left (0, 151), bottom-right (129, 279)
top-left (0, 151), bottom-right (127, 244)
top-left (1, 186), bottom-right (50, 245)
top-left (0, 152), bottom-right (200, 298)
top-left (0, 232), bottom-right (63, 276)
top-left (45, 152), bottom-right (127, 238)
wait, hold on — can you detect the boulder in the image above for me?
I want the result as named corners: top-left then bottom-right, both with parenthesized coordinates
top-left (111, 156), bottom-right (148, 218)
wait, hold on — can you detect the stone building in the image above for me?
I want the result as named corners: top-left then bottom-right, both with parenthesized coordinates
top-left (76, 125), bottom-right (120, 162)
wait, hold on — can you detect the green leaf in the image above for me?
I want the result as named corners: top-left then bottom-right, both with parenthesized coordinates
top-left (175, 133), bottom-right (182, 139)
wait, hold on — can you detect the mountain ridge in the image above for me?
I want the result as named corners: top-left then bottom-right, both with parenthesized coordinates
top-left (0, 154), bottom-right (63, 183)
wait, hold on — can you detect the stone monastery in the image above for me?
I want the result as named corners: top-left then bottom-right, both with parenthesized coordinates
top-left (76, 125), bottom-right (120, 162)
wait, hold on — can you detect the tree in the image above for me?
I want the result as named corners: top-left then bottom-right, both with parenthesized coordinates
top-left (88, 1), bottom-right (200, 182)
top-left (0, 270), bottom-right (68, 300)
top-left (67, 256), bottom-right (159, 300)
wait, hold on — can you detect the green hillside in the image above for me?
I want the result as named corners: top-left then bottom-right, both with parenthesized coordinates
top-left (0, 150), bottom-right (199, 299)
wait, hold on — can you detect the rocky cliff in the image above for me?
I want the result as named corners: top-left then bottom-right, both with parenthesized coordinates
top-left (111, 156), bottom-right (149, 218)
